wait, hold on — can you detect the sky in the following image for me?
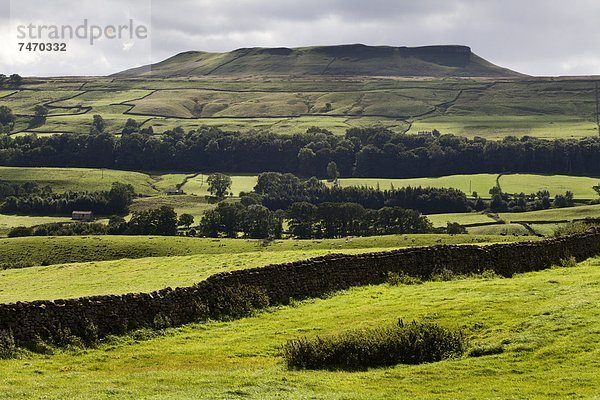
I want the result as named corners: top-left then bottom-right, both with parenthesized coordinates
top-left (1, 0), bottom-right (599, 77)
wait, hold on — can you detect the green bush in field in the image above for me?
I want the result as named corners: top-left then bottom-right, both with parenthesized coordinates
top-left (387, 271), bottom-right (423, 286)
top-left (282, 319), bottom-right (465, 370)
top-left (0, 330), bottom-right (17, 359)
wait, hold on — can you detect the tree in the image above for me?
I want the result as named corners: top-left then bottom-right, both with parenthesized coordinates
top-left (207, 173), bottom-right (232, 198)
top-left (0, 74), bottom-right (6, 87)
top-left (178, 213), bottom-right (194, 227)
top-left (240, 204), bottom-right (274, 239)
top-left (122, 118), bottom-right (139, 135)
top-left (446, 222), bottom-right (467, 234)
top-left (127, 206), bottom-right (177, 235)
top-left (0, 106), bottom-right (16, 133)
top-left (108, 182), bottom-right (136, 214)
top-left (326, 161), bottom-right (339, 182)
top-left (8, 74), bottom-right (22, 87)
top-left (91, 114), bottom-right (106, 134)
top-left (29, 105), bottom-right (48, 128)
top-left (594, 184), bottom-right (600, 197)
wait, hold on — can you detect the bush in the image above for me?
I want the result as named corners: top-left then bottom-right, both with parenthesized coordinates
top-left (559, 256), bottom-right (577, 268)
top-left (0, 330), bottom-right (17, 359)
top-left (202, 283), bottom-right (270, 320)
top-left (282, 319), bottom-right (465, 370)
top-left (553, 222), bottom-right (597, 237)
top-left (387, 271), bottom-right (422, 286)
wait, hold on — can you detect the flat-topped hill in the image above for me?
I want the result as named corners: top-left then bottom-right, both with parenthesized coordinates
top-left (115, 44), bottom-right (524, 78)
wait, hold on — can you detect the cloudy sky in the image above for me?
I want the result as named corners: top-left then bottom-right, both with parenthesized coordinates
top-left (1, 0), bottom-right (599, 77)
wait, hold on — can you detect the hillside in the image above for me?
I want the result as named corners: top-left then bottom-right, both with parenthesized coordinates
top-left (115, 44), bottom-right (524, 78)
top-left (1, 257), bottom-right (598, 398)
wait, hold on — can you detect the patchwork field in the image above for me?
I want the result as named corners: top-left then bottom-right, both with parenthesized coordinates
top-left (0, 256), bottom-right (598, 398)
top-left (3, 76), bottom-right (600, 138)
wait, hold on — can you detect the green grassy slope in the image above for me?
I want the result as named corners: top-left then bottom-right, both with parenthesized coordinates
top-left (1, 258), bottom-right (598, 399)
top-left (115, 45), bottom-right (523, 78)
top-left (0, 167), bottom-right (159, 196)
top-left (0, 234), bottom-right (533, 302)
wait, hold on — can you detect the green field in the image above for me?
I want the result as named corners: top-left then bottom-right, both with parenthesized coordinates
top-left (130, 195), bottom-right (215, 222)
top-left (3, 73), bottom-right (600, 138)
top-left (181, 174), bottom-right (258, 196)
top-left (499, 174), bottom-right (599, 199)
top-left (0, 233), bottom-right (528, 273)
top-left (0, 166), bottom-right (159, 196)
top-left (337, 174), bottom-right (498, 197)
top-left (0, 214), bottom-right (73, 236)
top-left (498, 204), bottom-right (600, 223)
top-left (1, 256), bottom-right (598, 398)
top-left (426, 212), bottom-right (496, 228)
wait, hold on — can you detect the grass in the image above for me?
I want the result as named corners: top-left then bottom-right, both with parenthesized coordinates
top-left (499, 174), bottom-right (599, 199)
top-left (130, 195), bottom-right (215, 222)
top-left (336, 174), bottom-right (498, 197)
top-left (181, 174), bottom-right (258, 196)
top-left (409, 115), bottom-right (597, 140)
top-left (0, 234), bottom-right (533, 301)
top-left (498, 204), bottom-right (600, 223)
top-left (5, 75), bottom-right (600, 139)
top-left (426, 212), bottom-right (496, 228)
top-left (0, 214), bottom-right (72, 236)
top-left (0, 166), bottom-right (159, 196)
top-left (0, 257), bottom-right (599, 398)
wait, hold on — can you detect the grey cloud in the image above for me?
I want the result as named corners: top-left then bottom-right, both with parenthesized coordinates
top-left (0, 0), bottom-right (599, 76)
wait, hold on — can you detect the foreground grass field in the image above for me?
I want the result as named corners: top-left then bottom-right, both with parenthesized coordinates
top-left (0, 257), bottom-right (598, 398)
top-left (0, 234), bottom-right (531, 301)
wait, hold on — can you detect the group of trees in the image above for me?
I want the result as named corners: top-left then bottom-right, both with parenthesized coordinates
top-left (90, 115), bottom-right (153, 136)
top-left (0, 182), bottom-right (135, 216)
top-left (1, 126), bottom-right (600, 178)
top-left (197, 199), bottom-right (432, 239)
top-left (0, 74), bottom-right (23, 88)
top-left (487, 186), bottom-right (575, 212)
top-left (249, 172), bottom-right (470, 214)
top-left (287, 202), bottom-right (432, 238)
top-left (199, 202), bottom-right (283, 239)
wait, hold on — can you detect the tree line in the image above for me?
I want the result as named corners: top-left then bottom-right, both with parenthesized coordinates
top-left (0, 125), bottom-right (599, 178)
top-left (248, 172), bottom-right (470, 213)
top-left (197, 200), bottom-right (432, 239)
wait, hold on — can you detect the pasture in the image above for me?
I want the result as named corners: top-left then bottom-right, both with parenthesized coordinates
top-left (0, 257), bottom-right (598, 398)
top-left (0, 233), bottom-right (532, 303)
top-left (3, 76), bottom-right (600, 139)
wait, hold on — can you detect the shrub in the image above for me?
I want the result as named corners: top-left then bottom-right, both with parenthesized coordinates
top-left (559, 256), bottom-right (577, 268)
top-left (202, 283), bottom-right (270, 321)
top-left (282, 319), bottom-right (465, 370)
top-left (0, 330), bottom-right (17, 359)
top-left (553, 222), bottom-right (597, 237)
top-left (387, 271), bottom-right (422, 286)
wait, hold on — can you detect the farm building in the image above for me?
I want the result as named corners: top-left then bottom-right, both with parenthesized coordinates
top-left (71, 211), bottom-right (94, 221)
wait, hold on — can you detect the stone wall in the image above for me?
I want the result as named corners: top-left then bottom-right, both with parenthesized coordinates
top-left (1, 229), bottom-right (599, 345)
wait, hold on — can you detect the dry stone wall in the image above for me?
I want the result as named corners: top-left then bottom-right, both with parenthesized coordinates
top-left (1, 229), bottom-right (599, 345)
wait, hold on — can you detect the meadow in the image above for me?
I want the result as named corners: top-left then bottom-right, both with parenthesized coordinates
top-left (0, 257), bottom-right (598, 398)
top-left (0, 233), bottom-right (526, 272)
top-left (3, 76), bottom-right (600, 138)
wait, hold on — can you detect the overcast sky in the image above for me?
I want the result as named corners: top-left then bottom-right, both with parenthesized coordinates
top-left (1, 0), bottom-right (599, 77)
